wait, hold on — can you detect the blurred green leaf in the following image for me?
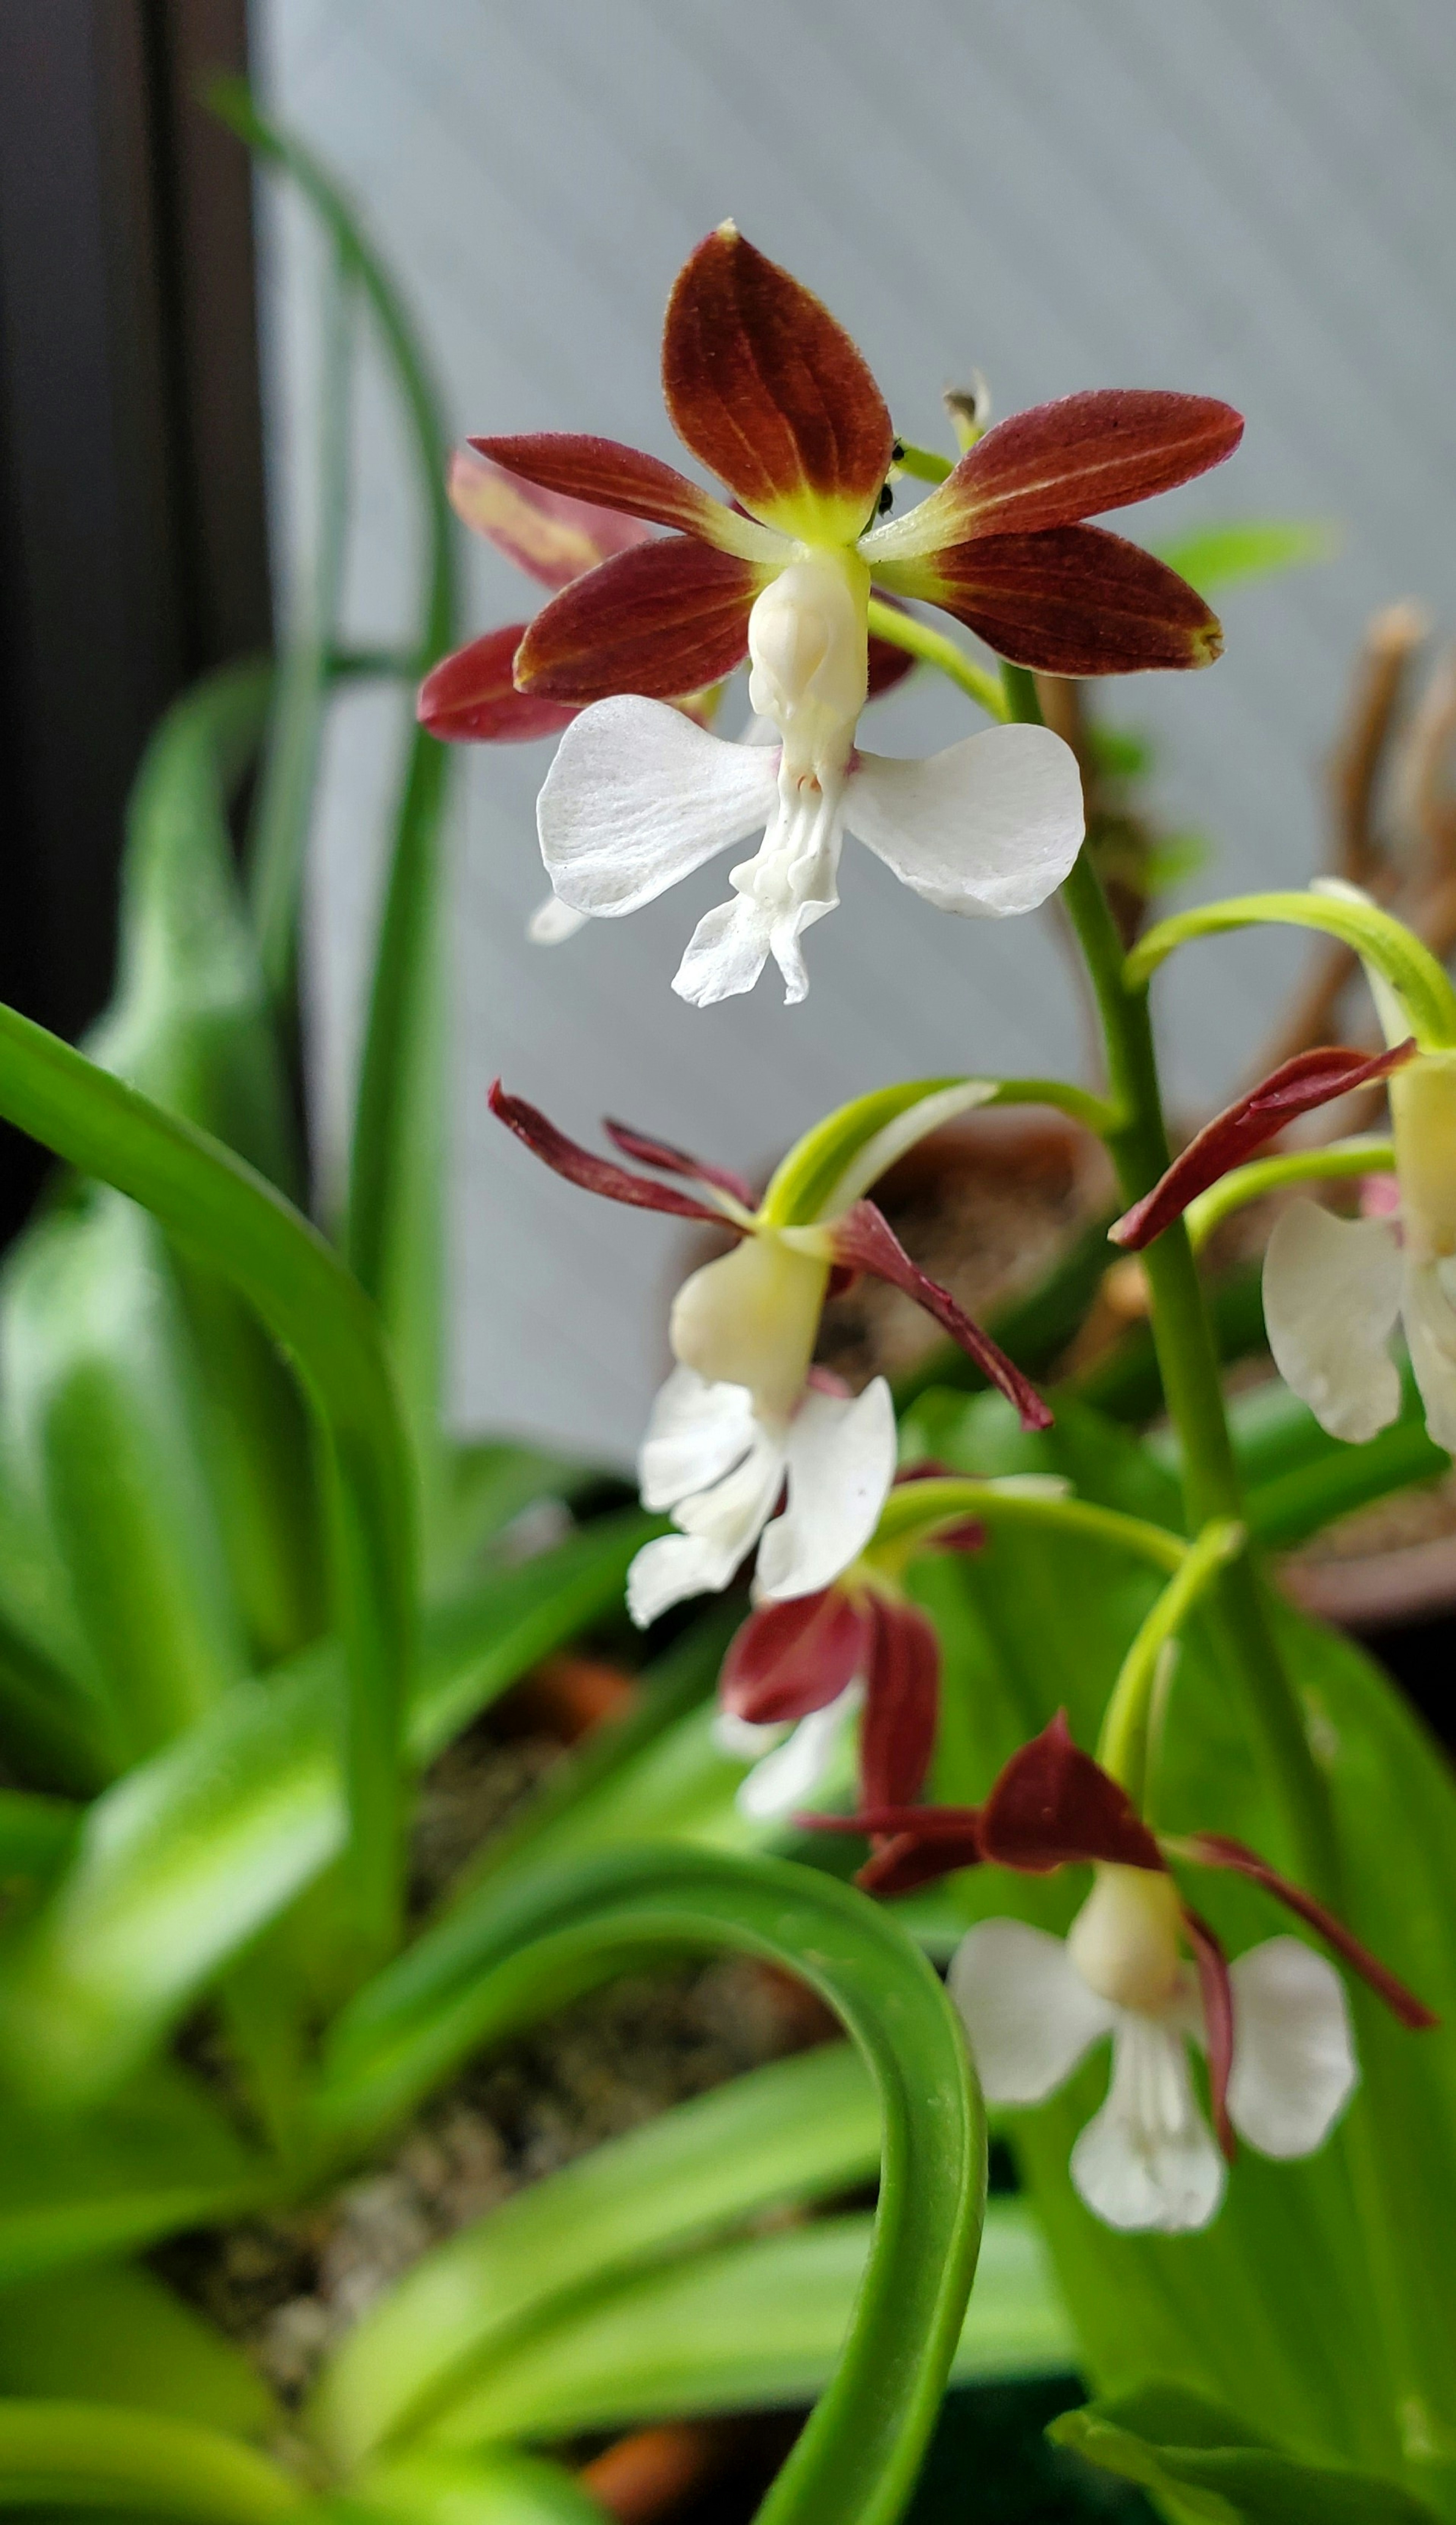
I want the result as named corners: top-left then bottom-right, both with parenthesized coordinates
top-left (345, 2451), bottom-right (605, 2525)
top-left (418, 2203), bottom-right (1068, 2449)
top-left (315, 1845), bottom-right (984, 2525)
top-left (0, 2401), bottom-right (305, 2521)
top-left (1152, 519), bottom-right (1337, 597)
top-left (1050, 2384), bottom-right (1442, 2524)
top-left (0, 2261), bottom-right (277, 2439)
top-left (0, 1786), bottom-right (78, 1885)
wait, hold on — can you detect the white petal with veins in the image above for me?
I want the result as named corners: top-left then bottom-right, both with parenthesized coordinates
top-left (637, 1369), bottom-right (756, 1512)
top-left (1401, 1258), bottom-right (1456, 1454)
top-left (845, 725), bottom-right (1084, 916)
top-left (753, 1378), bottom-right (897, 1601)
top-left (1263, 1201), bottom-right (1404, 1442)
top-left (1226, 1937), bottom-right (1357, 2158)
top-left (1070, 2014), bottom-right (1225, 2234)
top-left (734, 1681), bottom-right (865, 1820)
top-left (949, 1919), bottom-right (1117, 2105)
top-left (539, 697), bottom-right (780, 917)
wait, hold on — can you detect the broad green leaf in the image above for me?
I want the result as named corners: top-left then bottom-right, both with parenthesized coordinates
top-left (0, 2060), bottom-right (265, 2286)
top-left (419, 2203), bottom-right (1068, 2449)
top-left (312, 2042), bottom-right (882, 2465)
top-left (312, 1845), bottom-right (985, 2525)
top-left (1050, 2384), bottom-right (1443, 2525)
top-left (0, 2261), bottom-right (277, 2440)
top-left (1152, 518), bottom-right (1337, 596)
top-left (0, 1514), bottom-right (653, 2108)
top-left (0, 991), bottom-right (415, 1957)
top-left (346, 2451), bottom-right (604, 2525)
top-left (0, 1786), bottom-right (78, 1883)
top-left (1, 1192), bottom-right (249, 1754)
top-left (0, 2401), bottom-right (305, 2521)
top-left (429, 1445), bottom-right (596, 1593)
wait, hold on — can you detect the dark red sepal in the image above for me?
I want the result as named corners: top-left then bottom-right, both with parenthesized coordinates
top-left (514, 538), bottom-right (763, 703)
top-left (923, 524), bottom-right (1224, 677)
top-left (721, 1588), bottom-right (871, 1726)
top-left (949, 389), bottom-right (1244, 538)
top-left (799, 1804), bottom-right (986, 1895)
top-left (1180, 1833), bottom-right (1439, 2030)
top-left (603, 1119), bottom-right (756, 1208)
top-left (469, 432), bottom-right (731, 543)
top-left (417, 625), bottom-right (580, 744)
top-left (1110, 1040), bottom-right (1419, 1249)
top-left (861, 1596), bottom-right (940, 1807)
top-left (980, 1712), bottom-right (1166, 1873)
top-left (1183, 1907), bottom-right (1237, 2162)
top-left (489, 1082), bottom-right (730, 1225)
top-left (831, 1201), bottom-right (1053, 1432)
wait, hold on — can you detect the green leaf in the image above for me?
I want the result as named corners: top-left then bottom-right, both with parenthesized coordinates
top-left (313, 1845), bottom-right (985, 2525)
top-left (0, 2261), bottom-right (277, 2439)
top-left (0, 2401), bottom-right (305, 2521)
top-left (312, 2042), bottom-right (882, 2465)
top-left (416, 2202), bottom-right (1068, 2450)
top-left (0, 1787), bottom-right (78, 1884)
top-left (1152, 519), bottom-right (1337, 597)
top-left (0, 991), bottom-right (415, 1958)
top-left (345, 2451), bottom-right (606, 2525)
top-left (1050, 2385), bottom-right (1443, 2525)
top-left (0, 1515), bottom-right (654, 2108)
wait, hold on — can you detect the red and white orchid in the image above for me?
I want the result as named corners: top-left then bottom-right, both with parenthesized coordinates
top-left (489, 1079), bottom-right (1051, 1624)
top-left (811, 1715), bottom-right (1434, 2235)
top-left (471, 224), bottom-right (1241, 1005)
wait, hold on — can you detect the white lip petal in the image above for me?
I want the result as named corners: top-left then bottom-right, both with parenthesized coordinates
top-left (948, 1919), bottom-right (1118, 2105)
top-left (527, 893), bottom-right (590, 945)
top-left (1226, 1937), bottom-right (1357, 2159)
top-left (673, 1427), bottom-right (786, 1555)
top-left (753, 1377), bottom-right (897, 1602)
top-left (734, 1682), bottom-right (865, 1821)
top-left (1401, 1259), bottom-right (1456, 1454)
top-left (1263, 1201), bottom-right (1404, 1442)
top-left (844, 725), bottom-right (1084, 917)
top-left (539, 698), bottom-right (779, 918)
top-left (1070, 2015), bottom-right (1226, 2234)
top-left (637, 1368), bottom-right (756, 1513)
top-left (627, 1531), bottom-right (736, 1627)
top-left (673, 897), bottom-right (774, 1006)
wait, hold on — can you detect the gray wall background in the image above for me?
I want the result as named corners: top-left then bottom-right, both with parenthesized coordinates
top-left (252, 0), bottom-right (1456, 1461)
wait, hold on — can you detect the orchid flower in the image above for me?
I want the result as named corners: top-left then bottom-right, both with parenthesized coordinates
top-left (490, 1077), bottom-right (1052, 1624)
top-left (1109, 1027), bottom-right (1456, 1449)
top-left (472, 225), bottom-right (1241, 1004)
top-left (811, 1715), bottom-right (1434, 2235)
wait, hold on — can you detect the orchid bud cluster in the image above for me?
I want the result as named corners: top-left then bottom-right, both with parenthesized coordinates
top-left (424, 224), bottom-right (1446, 2252)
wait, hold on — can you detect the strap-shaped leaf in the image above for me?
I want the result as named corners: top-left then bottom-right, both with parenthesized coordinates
top-left (0, 2401), bottom-right (305, 2522)
top-left (0, 996), bottom-right (414, 1958)
top-left (1050, 2384), bottom-right (1442, 2525)
top-left (312, 1845), bottom-right (984, 2525)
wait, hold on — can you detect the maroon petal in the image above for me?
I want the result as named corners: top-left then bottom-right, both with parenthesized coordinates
top-left (720, 1588), bottom-right (872, 1726)
top-left (981, 1712), bottom-right (1166, 1874)
top-left (1110, 1040), bottom-right (1419, 1249)
top-left (513, 537), bottom-right (766, 703)
top-left (603, 1119), bottom-right (756, 1208)
top-left (662, 225), bottom-right (893, 541)
top-left (831, 1202), bottom-right (1052, 1432)
top-left (449, 450), bottom-right (654, 589)
top-left (417, 625), bottom-right (579, 744)
top-left (489, 1082), bottom-right (728, 1225)
top-left (938, 389), bottom-right (1245, 540)
top-left (469, 432), bottom-right (739, 546)
top-left (1183, 1907), bottom-right (1237, 2162)
top-left (860, 1596), bottom-right (940, 1807)
top-left (799, 1804), bottom-right (986, 1896)
top-left (879, 524), bottom-right (1222, 676)
top-left (1181, 1834), bottom-right (1439, 2030)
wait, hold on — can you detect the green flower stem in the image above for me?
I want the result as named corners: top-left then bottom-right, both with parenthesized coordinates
top-left (983, 1076), bottom-right (1122, 1138)
top-left (1183, 1138), bottom-right (1394, 1253)
top-left (890, 441), bottom-right (954, 484)
top-left (1128, 892), bottom-right (1456, 1051)
top-left (866, 598), bottom-right (1007, 722)
top-left (1097, 1518), bottom-right (1245, 1806)
top-left (870, 1478), bottom-right (1189, 1577)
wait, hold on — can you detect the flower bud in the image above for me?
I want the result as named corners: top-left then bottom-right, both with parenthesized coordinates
top-left (1391, 1052), bottom-right (1456, 1264)
top-left (747, 549), bottom-right (870, 780)
top-left (669, 1233), bottom-right (830, 1421)
top-left (1067, 1864), bottom-right (1184, 2013)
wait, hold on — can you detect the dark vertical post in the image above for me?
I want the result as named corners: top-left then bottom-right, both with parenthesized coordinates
top-left (0, 0), bottom-right (270, 1241)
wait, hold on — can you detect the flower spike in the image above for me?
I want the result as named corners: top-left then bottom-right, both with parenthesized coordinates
top-left (1111, 1039), bottom-right (1418, 1249)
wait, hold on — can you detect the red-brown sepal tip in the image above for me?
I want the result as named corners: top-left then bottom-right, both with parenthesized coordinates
top-left (946, 388), bottom-right (1244, 540)
top-left (662, 225), bottom-right (893, 540)
top-left (830, 1202), bottom-right (1053, 1432)
top-left (721, 1588), bottom-right (872, 1726)
top-left (603, 1119), bottom-right (755, 1208)
top-left (861, 1596), bottom-right (941, 1809)
top-left (1183, 1907), bottom-right (1237, 2162)
top-left (449, 449), bottom-right (654, 588)
top-left (417, 625), bottom-right (578, 744)
top-left (489, 1082), bottom-right (730, 1225)
top-left (469, 432), bottom-right (732, 545)
top-left (891, 523), bottom-right (1224, 678)
top-left (1180, 1832), bottom-right (1439, 2030)
top-left (979, 1711), bottom-right (1166, 1873)
top-left (513, 538), bottom-right (764, 703)
top-left (1110, 1040), bottom-right (1419, 1249)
